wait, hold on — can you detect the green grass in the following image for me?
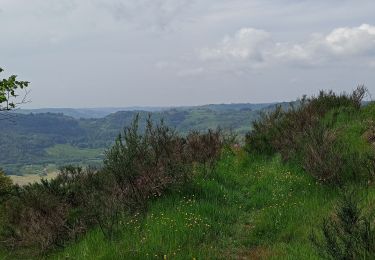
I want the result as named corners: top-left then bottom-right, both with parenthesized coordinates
top-left (1, 150), bottom-right (373, 259)
top-left (42, 150), bottom-right (356, 260)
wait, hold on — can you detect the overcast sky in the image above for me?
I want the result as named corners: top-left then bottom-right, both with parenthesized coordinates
top-left (1, 0), bottom-right (375, 108)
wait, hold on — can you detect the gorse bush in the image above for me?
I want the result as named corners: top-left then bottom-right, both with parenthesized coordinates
top-left (244, 105), bottom-right (284, 156)
top-left (0, 115), bottom-right (226, 253)
top-left (2, 183), bottom-right (71, 251)
top-left (300, 119), bottom-right (373, 183)
top-left (103, 115), bottom-right (191, 222)
top-left (302, 123), bottom-right (342, 182)
top-left (311, 191), bottom-right (375, 259)
top-left (104, 115), bottom-right (227, 206)
top-left (246, 86), bottom-right (374, 184)
top-left (247, 86), bottom-right (366, 160)
top-left (186, 129), bottom-right (225, 169)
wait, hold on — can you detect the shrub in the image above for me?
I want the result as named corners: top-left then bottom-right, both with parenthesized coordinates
top-left (245, 105), bottom-right (284, 156)
top-left (311, 191), bottom-right (375, 259)
top-left (246, 87), bottom-right (367, 156)
top-left (0, 166), bottom-right (126, 251)
top-left (245, 86), bottom-right (373, 183)
top-left (1, 183), bottom-right (71, 251)
top-left (104, 115), bottom-right (190, 207)
top-left (186, 128), bottom-right (224, 169)
top-left (302, 124), bottom-right (342, 182)
top-left (0, 115), bottom-right (226, 253)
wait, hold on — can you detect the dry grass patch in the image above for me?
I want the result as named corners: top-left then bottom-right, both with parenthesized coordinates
top-left (9, 171), bottom-right (59, 186)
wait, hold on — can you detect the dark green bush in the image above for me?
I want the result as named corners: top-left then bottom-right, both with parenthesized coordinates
top-left (0, 170), bottom-right (12, 203)
top-left (245, 105), bottom-right (284, 156)
top-left (311, 191), bottom-right (375, 259)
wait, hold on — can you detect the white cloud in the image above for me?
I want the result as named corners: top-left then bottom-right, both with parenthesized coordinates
top-left (277, 24), bottom-right (375, 65)
top-left (200, 28), bottom-right (272, 62)
top-left (201, 24), bottom-right (375, 68)
top-left (324, 24), bottom-right (375, 56)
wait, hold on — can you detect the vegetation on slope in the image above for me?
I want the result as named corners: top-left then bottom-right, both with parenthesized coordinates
top-left (0, 116), bottom-right (227, 257)
top-left (50, 152), bottom-right (339, 259)
top-left (0, 87), bottom-right (375, 259)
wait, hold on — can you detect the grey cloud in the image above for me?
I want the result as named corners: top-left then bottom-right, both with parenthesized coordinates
top-left (94, 0), bottom-right (195, 30)
top-left (200, 24), bottom-right (375, 69)
top-left (177, 67), bottom-right (205, 77)
top-left (1, 0), bottom-right (375, 107)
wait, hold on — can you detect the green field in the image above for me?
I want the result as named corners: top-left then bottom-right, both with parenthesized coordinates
top-left (45, 144), bottom-right (104, 162)
top-left (3, 145), bottom-right (104, 176)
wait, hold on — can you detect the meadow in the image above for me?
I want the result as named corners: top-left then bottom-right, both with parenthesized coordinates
top-left (50, 152), bottom-right (342, 259)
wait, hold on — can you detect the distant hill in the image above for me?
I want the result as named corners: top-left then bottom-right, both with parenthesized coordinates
top-left (0, 102), bottom-right (279, 174)
top-left (17, 107), bottom-right (169, 119)
top-left (17, 103), bottom-right (277, 119)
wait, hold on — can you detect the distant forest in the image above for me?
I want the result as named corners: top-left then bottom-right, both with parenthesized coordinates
top-left (0, 103), bottom-right (283, 174)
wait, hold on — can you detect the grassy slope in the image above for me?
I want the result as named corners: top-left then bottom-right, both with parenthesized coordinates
top-left (51, 101), bottom-right (375, 259)
top-left (2, 104), bottom-right (374, 259)
top-left (48, 151), bottom-right (356, 260)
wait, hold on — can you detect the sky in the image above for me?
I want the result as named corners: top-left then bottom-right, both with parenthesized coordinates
top-left (1, 0), bottom-right (375, 108)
